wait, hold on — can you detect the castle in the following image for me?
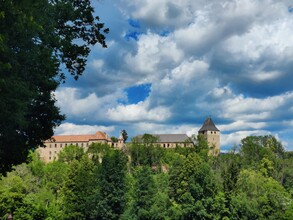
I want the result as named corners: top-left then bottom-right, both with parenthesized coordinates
top-left (38, 117), bottom-right (220, 162)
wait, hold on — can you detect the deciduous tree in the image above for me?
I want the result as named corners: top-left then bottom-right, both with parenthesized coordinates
top-left (0, 0), bottom-right (108, 174)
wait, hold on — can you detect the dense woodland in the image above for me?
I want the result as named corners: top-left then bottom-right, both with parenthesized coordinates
top-left (0, 135), bottom-right (292, 220)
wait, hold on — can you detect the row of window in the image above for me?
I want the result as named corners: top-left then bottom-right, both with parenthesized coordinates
top-left (47, 142), bottom-right (89, 148)
top-left (161, 143), bottom-right (187, 148)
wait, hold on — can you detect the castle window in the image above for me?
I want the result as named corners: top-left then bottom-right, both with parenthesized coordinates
top-left (81, 143), bottom-right (84, 147)
top-left (50, 144), bottom-right (52, 148)
top-left (55, 144), bottom-right (57, 148)
top-left (60, 144), bottom-right (62, 148)
top-left (49, 151), bottom-right (51, 155)
top-left (49, 157), bottom-right (51, 160)
top-left (65, 143), bottom-right (67, 147)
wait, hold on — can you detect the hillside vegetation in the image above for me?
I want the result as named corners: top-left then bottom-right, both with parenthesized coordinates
top-left (0, 135), bottom-right (292, 219)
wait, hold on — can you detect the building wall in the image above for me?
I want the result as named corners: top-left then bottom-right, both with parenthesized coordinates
top-left (200, 131), bottom-right (220, 156)
top-left (159, 142), bottom-right (193, 148)
top-left (38, 140), bottom-right (111, 163)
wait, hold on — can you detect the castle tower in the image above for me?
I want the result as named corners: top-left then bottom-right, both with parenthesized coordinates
top-left (117, 134), bottom-right (125, 149)
top-left (198, 117), bottom-right (220, 156)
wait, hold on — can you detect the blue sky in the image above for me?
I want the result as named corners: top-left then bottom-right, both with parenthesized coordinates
top-left (54, 0), bottom-right (293, 152)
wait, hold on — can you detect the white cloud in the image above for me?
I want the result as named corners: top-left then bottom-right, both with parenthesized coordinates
top-left (125, 32), bottom-right (183, 81)
top-left (55, 123), bottom-right (115, 135)
top-left (220, 92), bottom-right (293, 117)
top-left (107, 101), bottom-right (171, 122)
top-left (90, 59), bottom-right (104, 69)
top-left (219, 121), bottom-right (268, 132)
top-left (250, 71), bottom-right (283, 82)
top-left (133, 122), bottom-right (198, 136)
top-left (54, 87), bottom-right (126, 121)
top-left (127, 0), bottom-right (193, 29)
top-left (221, 130), bottom-right (271, 147)
top-left (52, 0), bottom-right (293, 151)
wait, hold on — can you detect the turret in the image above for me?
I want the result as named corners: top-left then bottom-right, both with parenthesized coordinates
top-left (198, 117), bottom-right (220, 155)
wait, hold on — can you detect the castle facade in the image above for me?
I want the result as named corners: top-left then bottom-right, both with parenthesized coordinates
top-left (38, 117), bottom-right (220, 162)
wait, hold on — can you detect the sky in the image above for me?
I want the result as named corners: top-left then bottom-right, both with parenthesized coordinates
top-left (54, 0), bottom-right (293, 152)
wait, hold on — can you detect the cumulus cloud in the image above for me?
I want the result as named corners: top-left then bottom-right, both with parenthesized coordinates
top-left (53, 0), bottom-right (293, 151)
top-left (55, 123), bottom-right (115, 135)
top-left (107, 101), bottom-right (171, 122)
top-left (54, 87), bottom-right (126, 123)
top-left (133, 122), bottom-right (199, 136)
top-left (221, 130), bottom-right (272, 148)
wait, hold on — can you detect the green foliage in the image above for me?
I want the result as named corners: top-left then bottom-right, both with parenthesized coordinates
top-left (222, 156), bottom-right (241, 197)
top-left (128, 143), bottom-right (165, 167)
top-left (121, 129), bottom-right (128, 142)
top-left (94, 149), bottom-right (128, 220)
top-left (132, 166), bottom-right (156, 219)
top-left (169, 153), bottom-right (219, 219)
top-left (43, 161), bottom-right (69, 194)
top-left (232, 169), bottom-right (291, 219)
top-left (195, 134), bottom-right (210, 157)
top-left (0, 0), bottom-right (108, 174)
top-left (239, 135), bottom-right (284, 167)
top-left (87, 142), bottom-right (111, 164)
top-left (59, 156), bottom-right (95, 219)
top-left (0, 134), bottom-right (292, 219)
top-left (58, 144), bottom-right (85, 163)
top-left (111, 136), bottom-right (118, 143)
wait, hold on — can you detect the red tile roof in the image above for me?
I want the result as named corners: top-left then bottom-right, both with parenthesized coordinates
top-left (45, 131), bottom-right (111, 143)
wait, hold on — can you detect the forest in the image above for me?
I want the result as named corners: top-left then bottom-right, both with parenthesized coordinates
top-left (0, 135), bottom-right (292, 220)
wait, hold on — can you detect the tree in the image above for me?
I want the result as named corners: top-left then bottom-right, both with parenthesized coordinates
top-left (169, 153), bottom-right (218, 219)
top-left (230, 169), bottom-right (292, 219)
top-left (239, 135), bottom-right (284, 169)
top-left (0, 163), bottom-right (54, 219)
top-left (0, 0), bottom-right (108, 174)
top-left (59, 156), bottom-right (95, 220)
top-left (111, 136), bottom-right (118, 143)
top-left (94, 149), bottom-right (128, 220)
top-left (87, 142), bottom-right (111, 164)
top-left (121, 130), bottom-right (128, 142)
top-left (132, 166), bottom-right (156, 219)
top-left (58, 144), bottom-right (85, 163)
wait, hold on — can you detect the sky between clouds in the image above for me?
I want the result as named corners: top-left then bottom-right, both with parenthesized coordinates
top-left (54, 0), bottom-right (293, 151)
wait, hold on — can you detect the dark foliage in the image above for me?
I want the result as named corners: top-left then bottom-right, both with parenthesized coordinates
top-left (0, 0), bottom-right (108, 173)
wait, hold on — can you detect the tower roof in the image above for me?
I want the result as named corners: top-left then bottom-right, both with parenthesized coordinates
top-left (198, 117), bottom-right (219, 132)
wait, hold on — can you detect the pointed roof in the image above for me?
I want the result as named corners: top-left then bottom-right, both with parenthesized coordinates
top-left (198, 117), bottom-right (219, 132)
